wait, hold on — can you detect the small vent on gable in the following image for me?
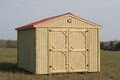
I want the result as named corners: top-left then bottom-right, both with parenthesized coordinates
top-left (67, 19), bottom-right (72, 23)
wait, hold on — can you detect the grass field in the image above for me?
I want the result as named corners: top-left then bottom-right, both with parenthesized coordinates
top-left (0, 48), bottom-right (120, 80)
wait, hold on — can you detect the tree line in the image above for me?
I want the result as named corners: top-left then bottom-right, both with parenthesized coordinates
top-left (100, 40), bottom-right (120, 51)
top-left (0, 40), bottom-right (17, 48)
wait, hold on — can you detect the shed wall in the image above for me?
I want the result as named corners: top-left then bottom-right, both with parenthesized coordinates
top-left (36, 28), bottom-right (48, 74)
top-left (35, 27), bottom-right (100, 74)
top-left (18, 28), bottom-right (36, 73)
top-left (88, 28), bottom-right (100, 72)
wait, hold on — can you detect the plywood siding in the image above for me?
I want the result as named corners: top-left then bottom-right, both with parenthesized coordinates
top-left (88, 28), bottom-right (100, 72)
top-left (36, 28), bottom-right (48, 74)
top-left (18, 28), bottom-right (36, 73)
top-left (97, 29), bottom-right (100, 72)
top-left (35, 15), bottom-right (98, 28)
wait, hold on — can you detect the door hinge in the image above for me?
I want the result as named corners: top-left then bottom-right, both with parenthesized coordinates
top-left (49, 30), bottom-right (52, 32)
top-left (49, 49), bottom-right (52, 51)
top-left (49, 66), bottom-right (52, 67)
top-left (86, 30), bottom-right (89, 32)
top-left (87, 49), bottom-right (89, 51)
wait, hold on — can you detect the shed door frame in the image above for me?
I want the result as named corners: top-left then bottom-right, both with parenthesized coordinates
top-left (48, 28), bottom-right (89, 73)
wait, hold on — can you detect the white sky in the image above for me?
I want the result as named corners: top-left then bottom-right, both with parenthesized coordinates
top-left (0, 0), bottom-right (120, 41)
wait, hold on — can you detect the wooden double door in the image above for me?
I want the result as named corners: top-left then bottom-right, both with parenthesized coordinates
top-left (49, 28), bottom-right (88, 73)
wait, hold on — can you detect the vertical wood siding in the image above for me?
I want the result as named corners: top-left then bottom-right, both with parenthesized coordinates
top-left (18, 29), bottom-right (35, 73)
top-left (88, 28), bottom-right (100, 72)
top-left (97, 29), bottom-right (100, 72)
top-left (36, 28), bottom-right (48, 74)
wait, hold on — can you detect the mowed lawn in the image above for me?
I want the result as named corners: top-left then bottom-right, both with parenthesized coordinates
top-left (0, 48), bottom-right (120, 80)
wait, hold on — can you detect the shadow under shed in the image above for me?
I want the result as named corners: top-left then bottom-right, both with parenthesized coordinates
top-left (0, 62), bottom-right (29, 74)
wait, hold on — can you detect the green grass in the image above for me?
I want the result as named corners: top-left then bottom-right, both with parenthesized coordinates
top-left (0, 48), bottom-right (120, 80)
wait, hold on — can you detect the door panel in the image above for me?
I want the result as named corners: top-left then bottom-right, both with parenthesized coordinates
top-left (69, 29), bottom-right (88, 72)
top-left (49, 28), bottom-right (88, 73)
top-left (69, 52), bottom-right (86, 71)
top-left (49, 29), bottom-right (68, 73)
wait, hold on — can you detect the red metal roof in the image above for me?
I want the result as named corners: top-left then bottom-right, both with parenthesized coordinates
top-left (16, 13), bottom-right (101, 30)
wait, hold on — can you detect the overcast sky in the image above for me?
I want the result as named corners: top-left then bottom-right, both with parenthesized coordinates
top-left (0, 0), bottom-right (120, 41)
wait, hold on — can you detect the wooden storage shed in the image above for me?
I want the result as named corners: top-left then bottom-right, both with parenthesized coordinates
top-left (16, 13), bottom-right (101, 74)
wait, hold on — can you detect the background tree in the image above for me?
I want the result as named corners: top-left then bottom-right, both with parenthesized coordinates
top-left (0, 40), bottom-right (17, 48)
top-left (115, 42), bottom-right (120, 51)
